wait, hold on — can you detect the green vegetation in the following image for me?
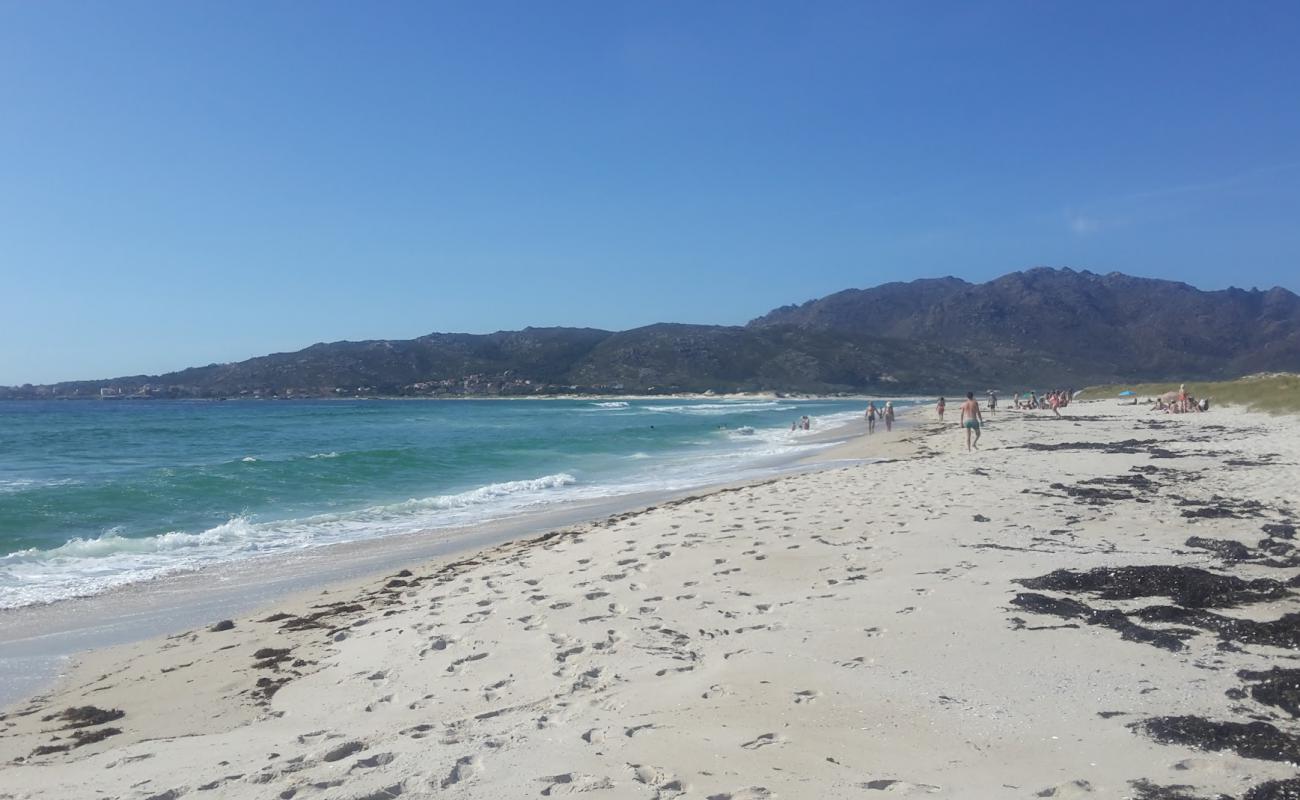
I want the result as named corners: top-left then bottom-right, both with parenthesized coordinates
top-left (1080, 373), bottom-right (1300, 414)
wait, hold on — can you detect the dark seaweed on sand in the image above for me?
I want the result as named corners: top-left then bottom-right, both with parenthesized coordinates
top-left (1016, 565), bottom-right (1288, 609)
top-left (1131, 716), bottom-right (1300, 763)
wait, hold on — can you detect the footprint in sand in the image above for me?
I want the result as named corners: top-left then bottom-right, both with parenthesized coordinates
top-left (440, 754), bottom-right (483, 788)
top-left (629, 763), bottom-right (689, 797)
top-left (351, 752), bottom-right (396, 770)
top-left (707, 788), bottom-right (773, 800)
top-left (1034, 779), bottom-right (1094, 798)
top-left (793, 689), bottom-right (821, 704)
top-left (539, 772), bottom-right (614, 795)
top-left (445, 652), bottom-right (488, 675)
top-left (483, 678), bottom-right (512, 701)
top-left (401, 723), bottom-right (434, 740)
top-left (321, 740), bottom-right (365, 762)
top-left (862, 778), bottom-right (942, 794)
top-left (740, 732), bottom-right (785, 750)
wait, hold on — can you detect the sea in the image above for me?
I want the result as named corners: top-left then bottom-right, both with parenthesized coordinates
top-left (0, 397), bottom-right (911, 611)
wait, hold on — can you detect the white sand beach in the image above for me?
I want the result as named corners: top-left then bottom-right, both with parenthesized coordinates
top-left (2, 403), bottom-right (1299, 799)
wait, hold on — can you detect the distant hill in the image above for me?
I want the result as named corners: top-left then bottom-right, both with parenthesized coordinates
top-left (751, 268), bottom-right (1300, 385)
top-left (6, 268), bottom-right (1299, 398)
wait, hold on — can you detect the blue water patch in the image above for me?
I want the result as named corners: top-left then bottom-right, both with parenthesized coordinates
top-left (0, 397), bottom-right (916, 608)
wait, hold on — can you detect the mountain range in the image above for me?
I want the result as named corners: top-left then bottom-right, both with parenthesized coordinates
top-left (7, 268), bottom-right (1299, 399)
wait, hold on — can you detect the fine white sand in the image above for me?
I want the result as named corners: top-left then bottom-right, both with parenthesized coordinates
top-left (2, 403), bottom-right (1298, 799)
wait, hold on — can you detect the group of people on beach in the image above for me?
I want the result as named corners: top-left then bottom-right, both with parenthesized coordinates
top-left (1012, 389), bottom-right (1072, 417)
top-left (790, 415), bottom-right (812, 431)
top-left (1154, 384), bottom-right (1209, 413)
top-left (864, 401), bottom-right (894, 433)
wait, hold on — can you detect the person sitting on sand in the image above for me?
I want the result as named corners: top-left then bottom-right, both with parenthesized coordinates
top-left (866, 402), bottom-right (877, 434)
top-left (884, 401), bottom-right (894, 432)
top-left (936, 396), bottom-right (946, 421)
top-left (960, 391), bottom-right (983, 451)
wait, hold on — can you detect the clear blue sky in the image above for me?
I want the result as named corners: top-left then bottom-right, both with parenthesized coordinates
top-left (3, 2), bottom-right (1299, 384)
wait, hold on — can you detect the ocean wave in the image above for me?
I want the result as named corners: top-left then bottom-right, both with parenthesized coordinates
top-left (386, 473), bottom-right (577, 512)
top-left (641, 402), bottom-right (797, 416)
top-left (308, 451), bottom-right (340, 459)
top-left (0, 477), bottom-right (81, 493)
top-left (0, 471), bottom-right (584, 609)
top-left (590, 401), bottom-right (630, 408)
top-left (3, 518), bottom-right (257, 562)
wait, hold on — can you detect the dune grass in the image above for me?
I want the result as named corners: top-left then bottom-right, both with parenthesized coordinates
top-left (1080, 373), bottom-right (1300, 414)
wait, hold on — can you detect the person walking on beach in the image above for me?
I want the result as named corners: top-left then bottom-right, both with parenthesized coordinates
top-left (884, 401), bottom-right (895, 432)
top-left (936, 396), bottom-right (946, 421)
top-left (1049, 390), bottom-right (1062, 418)
top-left (988, 391), bottom-right (997, 413)
top-left (960, 391), bottom-right (983, 451)
top-left (866, 402), bottom-right (877, 434)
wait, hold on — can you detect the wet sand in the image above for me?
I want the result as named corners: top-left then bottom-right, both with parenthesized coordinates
top-left (2, 403), bottom-right (1298, 799)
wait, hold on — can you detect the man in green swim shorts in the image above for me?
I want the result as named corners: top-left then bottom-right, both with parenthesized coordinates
top-left (960, 391), bottom-right (983, 451)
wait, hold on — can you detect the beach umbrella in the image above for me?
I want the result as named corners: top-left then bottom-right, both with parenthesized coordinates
top-left (1118, 390), bottom-right (1135, 397)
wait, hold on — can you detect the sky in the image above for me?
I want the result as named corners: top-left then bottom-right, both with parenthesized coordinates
top-left (2, 2), bottom-right (1299, 384)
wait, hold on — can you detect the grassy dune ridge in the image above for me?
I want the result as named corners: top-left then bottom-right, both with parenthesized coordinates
top-left (1080, 373), bottom-right (1300, 413)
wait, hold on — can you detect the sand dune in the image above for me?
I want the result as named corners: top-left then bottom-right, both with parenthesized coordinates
top-left (2, 403), bottom-right (1298, 799)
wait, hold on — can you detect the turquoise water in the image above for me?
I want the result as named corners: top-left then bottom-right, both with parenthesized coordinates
top-left (0, 398), bottom-right (910, 609)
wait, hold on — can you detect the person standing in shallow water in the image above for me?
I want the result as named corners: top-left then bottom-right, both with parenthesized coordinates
top-left (960, 391), bottom-right (983, 451)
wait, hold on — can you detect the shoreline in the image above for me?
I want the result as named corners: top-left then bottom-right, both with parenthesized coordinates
top-left (5, 403), bottom-right (1295, 798)
top-left (2, 392), bottom-right (932, 404)
top-left (0, 411), bottom-right (903, 709)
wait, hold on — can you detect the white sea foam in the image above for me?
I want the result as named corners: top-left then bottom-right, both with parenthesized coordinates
top-left (591, 401), bottom-right (630, 408)
top-left (0, 477), bottom-right (81, 493)
top-left (0, 472), bottom-right (583, 609)
top-left (641, 402), bottom-right (797, 416)
top-left (308, 451), bottom-right (340, 459)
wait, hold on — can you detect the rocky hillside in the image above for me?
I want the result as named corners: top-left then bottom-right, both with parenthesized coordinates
top-left (752, 268), bottom-right (1300, 385)
top-left (6, 268), bottom-right (1298, 398)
